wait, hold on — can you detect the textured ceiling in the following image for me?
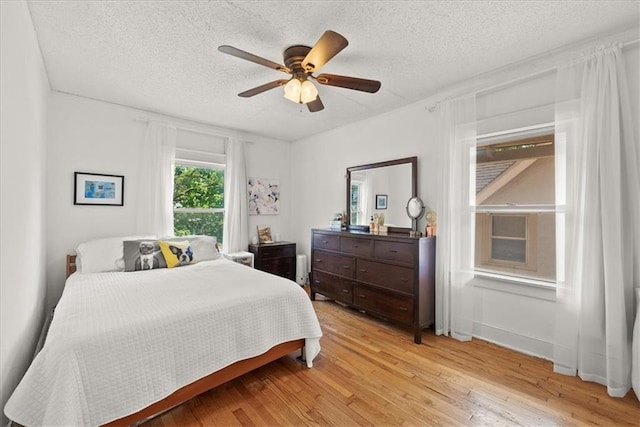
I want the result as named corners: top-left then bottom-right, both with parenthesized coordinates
top-left (27, 1), bottom-right (639, 141)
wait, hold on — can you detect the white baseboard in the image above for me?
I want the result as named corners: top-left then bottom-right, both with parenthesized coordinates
top-left (472, 322), bottom-right (553, 361)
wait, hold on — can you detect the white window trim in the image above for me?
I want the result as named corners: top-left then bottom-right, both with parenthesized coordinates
top-left (474, 124), bottom-right (557, 287)
top-left (173, 160), bottom-right (226, 235)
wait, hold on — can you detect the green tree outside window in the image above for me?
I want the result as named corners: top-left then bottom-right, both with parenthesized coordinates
top-left (173, 165), bottom-right (225, 245)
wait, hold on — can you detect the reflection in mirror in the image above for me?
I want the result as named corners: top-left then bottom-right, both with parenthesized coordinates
top-left (347, 157), bottom-right (417, 233)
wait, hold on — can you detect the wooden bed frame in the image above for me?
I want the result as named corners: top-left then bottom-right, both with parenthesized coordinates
top-left (64, 255), bottom-right (306, 427)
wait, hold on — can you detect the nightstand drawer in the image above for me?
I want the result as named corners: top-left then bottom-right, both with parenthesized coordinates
top-left (248, 242), bottom-right (296, 281)
top-left (258, 245), bottom-right (295, 259)
top-left (256, 257), bottom-right (294, 279)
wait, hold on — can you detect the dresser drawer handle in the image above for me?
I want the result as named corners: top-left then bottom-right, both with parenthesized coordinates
top-left (389, 250), bottom-right (398, 253)
top-left (263, 264), bottom-right (270, 268)
top-left (315, 259), bottom-right (322, 263)
top-left (398, 306), bottom-right (408, 312)
top-left (400, 278), bottom-right (409, 282)
top-left (314, 279), bottom-right (321, 284)
top-left (342, 265), bottom-right (351, 270)
top-left (322, 240), bottom-right (329, 244)
top-left (342, 289), bottom-right (350, 293)
top-left (359, 294), bottom-right (367, 299)
top-left (359, 269), bottom-right (367, 273)
top-left (352, 244), bottom-right (359, 248)
top-left (263, 252), bottom-right (271, 257)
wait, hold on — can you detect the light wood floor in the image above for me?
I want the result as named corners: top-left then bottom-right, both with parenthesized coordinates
top-left (144, 299), bottom-right (640, 426)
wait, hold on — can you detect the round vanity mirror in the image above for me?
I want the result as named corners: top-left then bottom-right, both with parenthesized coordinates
top-left (406, 197), bottom-right (425, 220)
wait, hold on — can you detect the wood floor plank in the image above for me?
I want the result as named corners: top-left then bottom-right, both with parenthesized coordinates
top-left (143, 299), bottom-right (640, 426)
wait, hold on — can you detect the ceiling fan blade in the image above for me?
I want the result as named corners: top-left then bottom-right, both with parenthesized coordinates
top-left (238, 79), bottom-right (289, 97)
top-left (218, 45), bottom-right (290, 73)
top-left (301, 30), bottom-right (348, 73)
top-left (315, 73), bottom-right (381, 93)
top-left (307, 96), bottom-right (324, 113)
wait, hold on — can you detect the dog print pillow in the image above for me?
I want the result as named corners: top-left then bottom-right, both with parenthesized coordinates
top-left (123, 240), bottom-right (168, 272)
top-left (159, 240), bottom-right (196, 268)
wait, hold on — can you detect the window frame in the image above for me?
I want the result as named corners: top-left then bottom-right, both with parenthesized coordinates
top-left (473, 124), bottom-right (556, 285)
top-left (173, 159), bottom-right (226, 235)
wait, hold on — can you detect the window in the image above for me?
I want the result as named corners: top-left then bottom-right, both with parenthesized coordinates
top-left (350, 181), bottom-right (363, 224)
top-left (474, 132), bottom-right (556, 283)
top-left (173, 163), bottom-right (224, 245)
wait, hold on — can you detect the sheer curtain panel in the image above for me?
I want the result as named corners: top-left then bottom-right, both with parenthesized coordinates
top-left (434, 94), bottom-right (477, 341)
top-left (554, 43), bottom-right (640, 398)
top-left (222, 137), bottom-right (249, 253)
top-left (136, 120), bottom-right (177, 237)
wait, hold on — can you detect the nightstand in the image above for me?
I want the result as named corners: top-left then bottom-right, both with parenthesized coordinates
top-left (248, 242), bottom-right (296, 281)
top-left (224, 251), bottom-right (255, 268)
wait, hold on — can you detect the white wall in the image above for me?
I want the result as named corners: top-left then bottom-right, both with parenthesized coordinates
top-left (291, 37), bottom-right (640, 359)
top-left (0, 2), bottom-right (50, 423)
top-left (45, 92), bottom-right (292, 308)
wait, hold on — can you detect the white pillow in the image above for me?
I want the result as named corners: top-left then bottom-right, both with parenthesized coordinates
top-left (160, 235), bottom-right (220, 261)
top-left (76, 235), bottom-right (156, 273)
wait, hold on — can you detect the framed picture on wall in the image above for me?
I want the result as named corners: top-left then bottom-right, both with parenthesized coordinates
top-left (376, 194), bottom-right (388, 210)
top-left (74, 172), bottom-right (124, 206)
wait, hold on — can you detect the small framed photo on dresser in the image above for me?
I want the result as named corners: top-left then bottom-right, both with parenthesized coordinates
top-left (257, 224), bottom-right (273, 243)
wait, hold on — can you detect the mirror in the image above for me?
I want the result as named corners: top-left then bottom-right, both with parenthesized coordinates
top-left (406, 196), bottom-right (425, 219)
top-left (347, 157), bottom-right (417, 233)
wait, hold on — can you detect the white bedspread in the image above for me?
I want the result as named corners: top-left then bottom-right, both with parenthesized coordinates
top-left (5, 258), bottom-right (322, 426)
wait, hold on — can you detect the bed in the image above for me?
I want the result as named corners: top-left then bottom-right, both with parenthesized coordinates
top-left (5, 239), bottom-right (322, 426)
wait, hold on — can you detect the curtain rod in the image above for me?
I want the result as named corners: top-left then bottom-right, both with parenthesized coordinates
top-left (134, 117), bottom-right (237, 139)
top-left (426, 36), bottom-right (640, 112)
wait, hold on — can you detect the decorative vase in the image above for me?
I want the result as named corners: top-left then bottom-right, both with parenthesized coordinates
top-left (426, 224), bottom-right (436, 237)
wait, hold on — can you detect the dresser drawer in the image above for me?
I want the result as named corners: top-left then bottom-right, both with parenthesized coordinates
top-left (374, 240), bottom-right (416, 264)
top-left (312, 251), bottom-right (355, 278)
top-left (353, 285), bottom-right (414, 325)
top-left (313, 233), bottom-right (340, 251)
top-left (356, 259), bottom-right (414, 294)
top-left (257, 244), bottom-right (295, 259)
top-left (340, 236), bottom-right (373, 257)
top-left (256, 257), bottom-right (294, 279)
top-left (312, 270), bottom-right (354, 305)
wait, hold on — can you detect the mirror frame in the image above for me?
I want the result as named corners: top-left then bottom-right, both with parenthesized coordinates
top-left (346, 156), bottom-right (418, 234)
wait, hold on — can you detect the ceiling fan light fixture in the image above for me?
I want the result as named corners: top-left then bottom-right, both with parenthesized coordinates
top-left (283, 79), bottom-right (302, 103)
top-left (300, 80), bottom-right (318, 103)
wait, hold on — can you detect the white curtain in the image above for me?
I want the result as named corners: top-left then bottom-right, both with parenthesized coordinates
top-left (554, 43), bottom-right (640, 397)
top-left (222, 137), bottom-right (249, 253)
top-left (136, 120), bottom-right (177, 237)
top-left (434, 94), bottom-right (477, 341)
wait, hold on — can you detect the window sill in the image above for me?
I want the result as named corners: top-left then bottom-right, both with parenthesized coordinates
top-left (473, 270), bottom-right (556, 301)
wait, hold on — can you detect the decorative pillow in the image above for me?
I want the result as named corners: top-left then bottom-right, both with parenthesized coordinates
top-left (159, 240), bottom-right (196, 268)
top-left (123, 240), bottom-right (167, 272)
top-left (76, 235), bottom-right (156, 273)
top-left (160, 235), bottom-right (220, 261)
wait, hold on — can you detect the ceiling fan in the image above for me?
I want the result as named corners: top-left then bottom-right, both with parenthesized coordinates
top-left (218, 30), bottom-right (381, 112)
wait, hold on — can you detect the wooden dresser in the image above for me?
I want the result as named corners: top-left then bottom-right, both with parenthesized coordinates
top-left (248, 242), bottom-right (296, 281)
top-left (311, 228), bottom-right (435, 343)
